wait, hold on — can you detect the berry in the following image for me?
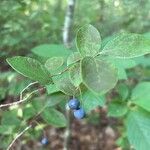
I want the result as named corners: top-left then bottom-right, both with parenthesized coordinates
top-left (68, 98), bottom-right (80, 110)
top-left (73, 108), bottom-right (86, 119)
top-left (41, 137), bottom-right (49, 145)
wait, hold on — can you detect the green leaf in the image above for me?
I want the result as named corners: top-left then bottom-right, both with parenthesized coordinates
top-left (108, 101), bottom-right (128, 117)
top-left (41, 108), bottom-right (67, 127)
top-left (46, 92), bottom-right (68, 107)
top-left (105, 58), bottom-right (136, 80)
top-left (31, 44), bottom-right (71, 58)
top-left (102, 33), bottom-right (150, 58)
top-left (134, 56), bottom-right (150, 67)
top-left (76, 24), bottom-right (101, 57)
top-left (67, 52), bottom-right (81, 66)
top-left (0, 125), bottom-right (14, 135)
top-left (117, 83), bottom-right (129, 100)
top-left (23, 106), bottom-right (36, 120)
top-left (126, 110), bottom-right (150, 150)
top-left (108, 58), bottom-right (136, 69)
top-left (69, 63), bottom-right (82, 87)
top-left (6, 56), bottom-right (52, 85)
top-left (131, 82), bottom-right (150, 99)
top-left (1, 111), bottom-right (21, 126)
top-left (46, 84), bottom-right (60, 94)
top-left (53, 72), bottom-right (78, 96)
top-left (82, 90), bottom-right (105, 113)
top-left (81, 57), bottom-right (118, 95)
top-left (45, 57), bottom-right (64, 71)
top-left (131, 82), bottom-right (150, 111)
top-left (117, 68), bottom-right (127, 80)
top-left (0, 88), bottom-right (6, 101)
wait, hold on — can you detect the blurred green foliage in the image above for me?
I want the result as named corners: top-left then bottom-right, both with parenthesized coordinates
top-left (0, 0), bottom-right (150, 149)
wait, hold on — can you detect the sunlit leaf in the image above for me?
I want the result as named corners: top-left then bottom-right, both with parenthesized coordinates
top-left (7, 56), bottom-right (52, 84)
top-left (76, 24), bottom-right (101, 57)
top-left (126, 110), bottom-right (150, 150)
top-left (102, 33), bottom-right (150, 58)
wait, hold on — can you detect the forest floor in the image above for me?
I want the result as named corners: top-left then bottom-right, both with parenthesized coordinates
top-left (11, 109), bottom-right (121, 150)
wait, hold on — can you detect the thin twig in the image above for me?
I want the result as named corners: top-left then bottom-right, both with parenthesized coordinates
top-left (63, 105), bottom-right (71, 150)
top-left (20, 81), bottom-right (38, 100)
top-left (6, 103), bottom-right (47, 150)
top-left (7, 125), bottom-right (32, 150)
top-left (0, 87), bottom-right (45, 108)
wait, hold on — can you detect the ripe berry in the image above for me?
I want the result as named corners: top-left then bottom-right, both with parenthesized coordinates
top-left (68, 98), bottom-right (80, 110)
top-left (41, 137), bottom-right (49, 145)
top-left (73, 108), bottom-right (86, 119)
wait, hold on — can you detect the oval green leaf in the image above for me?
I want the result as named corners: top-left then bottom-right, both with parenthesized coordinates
top-left (76, 24), bottom-right (101, 57)
top-left (102, 33), bottom-right (150, 58)
top-left (41, 108), bottom-right (67, 127)
top-left (6, 56), bottom-right (52, 85)
top-left (126, 110), bottom-right (150, 150)
top-left (81, 57), bottom-right (118, 95)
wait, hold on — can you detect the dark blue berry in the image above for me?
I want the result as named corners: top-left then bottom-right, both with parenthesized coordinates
top-left (68, 98), bottom-right (80, 110)
top-left (41, 137), bottom-right (49, 145)
top-left (73, 108), bottom-right (86, 119)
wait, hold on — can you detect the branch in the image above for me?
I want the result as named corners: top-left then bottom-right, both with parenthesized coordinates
top-left (7, 125), bottom-right (32, 150)
top-left (63, 104), bottom-right (71, 150)
top-left (0, 87), bottom-right (45, 108)
top-left (20, 81), bottom-right (38, 100)
top-left (63, 0), bottom-right (76, 48)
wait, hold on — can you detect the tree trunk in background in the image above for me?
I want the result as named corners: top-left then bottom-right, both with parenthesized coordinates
top-left (63, 0), bottom-right (76, 48)
top-left (63, 0), bottom-right (76, 150)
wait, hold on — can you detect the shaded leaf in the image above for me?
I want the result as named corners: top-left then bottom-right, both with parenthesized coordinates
top-left (117, 83), bottom-right (129, 100)
top-left (69, 63), bottom-right (82, 87)
top-left (41, 108), bottom-right (67, 127)
top-left (81, 57), bottom-right (118, 94)
top-left (108, 101), bottom-right (128, 117)
top-left (46, 92), bottom-right (68, 107)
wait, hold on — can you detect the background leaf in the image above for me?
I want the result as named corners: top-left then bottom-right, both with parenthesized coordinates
top-left (108, 101), bottom-right (128, 117)
top-left (31, 44), bottom-right (71, 59)
top-left (126, 110), bottom-right (150, 150)
top-left (46, 92), bottom-right (68, 107)
top-left (41, 108), bottom-right (67, 127)
top-left (131, 82), bottom-right (150, 111)
top-left (117, 83), bottom-right (129, 100)
top-left (76, 24), bottom-right (101, 57)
